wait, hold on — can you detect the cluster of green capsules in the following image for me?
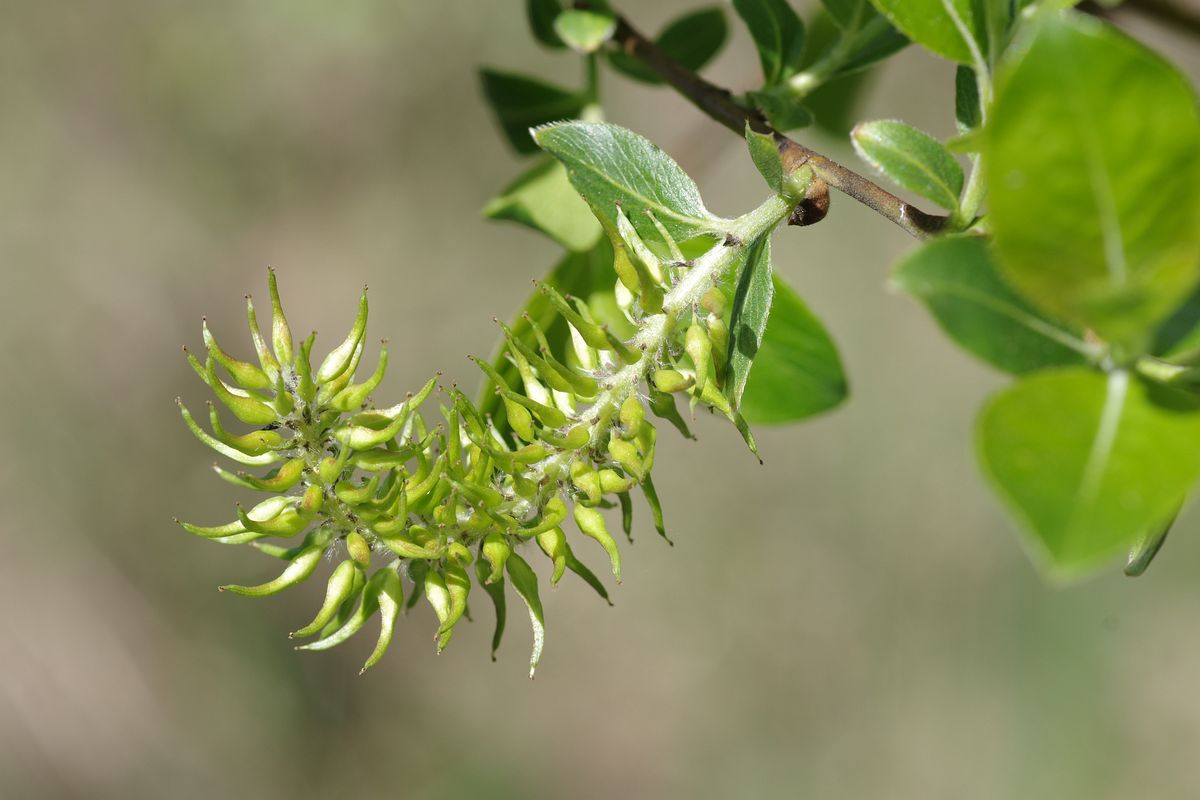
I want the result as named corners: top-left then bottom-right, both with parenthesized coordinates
top-left (178, 203), bottom-right (756, 675)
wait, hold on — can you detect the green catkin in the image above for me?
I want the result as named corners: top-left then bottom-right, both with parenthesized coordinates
top-left (178, 185), bottom-right (770, 671)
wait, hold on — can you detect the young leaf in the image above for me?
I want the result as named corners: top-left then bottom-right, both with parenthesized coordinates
top-left (553, 9), bottom-right (616, 54)
top-left (851, 119), bottom-right (963, 211)
top-left (726, 235), bottom-right (774, 411)
top-left (479, 69), bottom-right (586, 155)
top-left (750, 89), bottom-right (814, 133)
top-left (741, 274), bottom-right (847, 424)
top-left (483, 158), bottom-right (602, 251)
top-left (866, 0), bottom-right (980, 65)
top-left (978, 368), bottom-right (1200, 579)
top-left (607, 8), bottom-right (728, 85)
top-left (732, 0), bottom-right (805, 85)
top-left (533, 121), bottom-right (724, 243)
top-left (527, 0), bottom-right (566, 49)
top-left (745, 126), bottom-right (782, 194)
top-left (985, 13), bottom-right (1200, 350)
top-left (893, 235), bottom-right (1091, 374)
top-left (954, 65), bottom-right (980, 133)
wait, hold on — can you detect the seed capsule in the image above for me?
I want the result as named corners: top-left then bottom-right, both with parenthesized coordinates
top-left (570, 460), bottom-right (602, 506)
top-left (316, 287), bottom-right (368, 384)
top-left (219, 544), bottom-right (323, 596)
top-left (177, 399), bottom-right (279, 466)
top-left (685, 322), bottom-right (712, 395)
top-left (267, 268), bottom-right (294, 368)
top-left (535, 527), bottom-right (568, 585)
top-left (345, 531), bottom-right (372, 567)
top-left (205, 359), bottom-right (278, 426)
top-left (361, 566), bottom-right (404, 673)
top-left (573, 504), bottom-right (621, 581)
top-left (652, 369), bottom-right (693, 394)
top-left (436, 563), bottom-right (471, 653)
top-left (607, 434), bottom-right (644, 482)
top-left (203, 319), bottom-right (271, 390)
top-left (245, 295), bottom-right (281, 381)
top-left (292, 560), bottom-right (362, 638)
top-left (481, 532), bottom-right (511, 584)
top-left (330, 341), bottom-right (389, 412)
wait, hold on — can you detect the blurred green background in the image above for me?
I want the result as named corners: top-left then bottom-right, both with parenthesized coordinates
top-left (2, 2), bottom-right (1199, 797)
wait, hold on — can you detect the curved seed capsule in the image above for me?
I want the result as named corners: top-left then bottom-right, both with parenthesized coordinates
top-left (538, 283), bottom-right (608, 350)
top-left (505, 552), bottom-right (545, 679)
top-left (706, 314), bottom-right (728, 383)
top-left (604, 327), bottom-right (641, 365)
top-left (475, 558), bottom-right (507, 661)
top-left (175, 516), bottom-right (246, 539)
top-left (500, 387), bottom-right (568, 428)
top-left (701, 286), bottom-right (729, 315)
top-left (237, 502), bottom-right (310, 537)
top-left (535, 527), bottom-right (568, 585)
top-left (599, 469), bottom-right (635, 494)
top-left (336, 414), bottom-right (406, 451)
top-left (208, 403), bottom-right (285, 455)
top-left (610, 238), bottom-right (643, 297)
top-left (245, 294), bottom-right (280, 381)
top-left (573, 504), bottom-right (621, 582)
top-left (424, 568), bottom-right (451, 632)
top-left (502, 393), bottom-right (536, 442)
top-left (653, 369), bottom-right (693, 394)
top-left (446, 541), bottom-right (474, 567)
top-left (267, 268), bottom-right (294, 368)
top-left (316, 287), bottom-right (369, 384)
top-left (203, 320), bottom-right (271, 390)
top-left (317, 339), bottom-right (365, 405)
top-left (540, 424), bottom-right (590, 451)
top-left (227, 459), bottom-right (305, 493)
top-left (219, 544), bottom-right (323, 596)
top-left (294, 331), bottom-right (318, 404)
top-left (635, 421), bottom-right (657, 475)
top-left (481, 532), bottom-right (511, 584)
top-left (436, 562), bottom-right (471, 652)
top-left (361, 566), bottom-right (404, 673)
top-left (177, 400), bottom-right (279, 466)
top-left (608, 434), bottom-right (644, 482)
top-left (499, 325), bottom-right (597, 398)
top-left (292, 560), bottom-right (362, 638)
top-left (404, 454), bottom-right (447, 506)
top-left (315, 567), bottom-right (368, 639)
top-left (616, 208), bottom-right (667, 287)
top-left (335, 474), bottom-right (381, 506)
top-left (619, 396), bottom-right (645, 438)
top-left (206, 358), bottom-right (278, 425)
top-left (272, 368), bottom-right (295, 417)
top-left (528, 495), bottom-right (571, 537)
top-left (570, 460), bottom-right (602, 506)
top-left (318, 445), bottom-right (353, 485)
top-left (298, 569), bottom-right (385, 652)
top-left (345, 531), bottom-right (372, 567)
top-left (380, 533), bottom-right (444, 560)
top-left (685, 322), bottom-right (712, 394)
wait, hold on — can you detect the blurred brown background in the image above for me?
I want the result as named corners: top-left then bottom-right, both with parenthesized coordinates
top-left (2, 2), bottom-right (1199, 798)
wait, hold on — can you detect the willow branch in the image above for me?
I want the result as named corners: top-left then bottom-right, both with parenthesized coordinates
top-left (609, 16), bottom-right (948, 239)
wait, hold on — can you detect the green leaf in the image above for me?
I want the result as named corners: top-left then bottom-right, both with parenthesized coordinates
top-left (892, 235), bottom-right (1091, 374)
top-left (985, 13), bottom-right (1200, 350)
top-left (607, 8), bottom-right (728, 85)
top-left (741, 275), bottom-right (847, 424)
top-left (800, 8), bottom-right (908, 80)
top-left (866, 0), bottom-right (980, 64)
top-left (978, 368), bottom-right (1200, 578)
top-left (553, 9), bottom-right (616, 54)
top-left (821, 0), bottom-right (876, 30)
top-left (726, 235), bottom-right (773, 411)
top-left (954, 65), bottom-right (980, 133)
top-left (479, 69), bottom-right (586, 155)
top-left (505, 553), bottom-right (546, 678)
top-left (483, 158), bottom-right (602, 251)
top-left (851, 119), bottom-right (964, 211)
top-left (527, 0), bottom-right (565, 48)
top-left (533, 121), bottom-right (723, 243)
top-left (745, 126), bottom-right (782, 194)
top-left (733, 0), bottom-right (805, 85)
